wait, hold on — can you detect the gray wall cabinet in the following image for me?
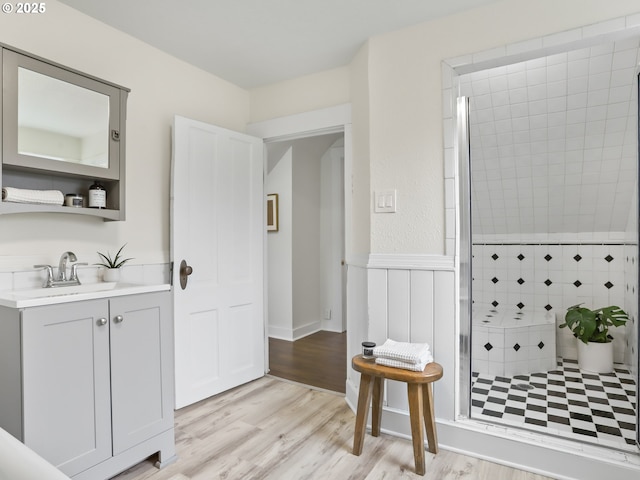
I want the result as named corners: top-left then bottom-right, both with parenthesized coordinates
top-left (1, 44), bottom-right (129, 221)
top-left (0, 291), bottom-right (176, 479)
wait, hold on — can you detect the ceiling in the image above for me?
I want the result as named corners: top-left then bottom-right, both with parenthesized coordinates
top-left (465, 37), bottom-right (640, 237)
top-left (58, 0), bottom-right (501, 89)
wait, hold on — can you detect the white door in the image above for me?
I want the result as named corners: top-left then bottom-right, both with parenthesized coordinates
top-left (171, 115), bottom-right (265, 409)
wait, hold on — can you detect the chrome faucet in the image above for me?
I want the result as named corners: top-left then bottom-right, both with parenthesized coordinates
top-left (57, 251), bottom-right (77, 281)
top-left (34, 251), bottom-right (87, 288)
top-left (33, 264), bottom-right (55, 288)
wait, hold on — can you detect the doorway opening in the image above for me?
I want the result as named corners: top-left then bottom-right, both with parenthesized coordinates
top-left (265, 133), bottom-right (347, 393)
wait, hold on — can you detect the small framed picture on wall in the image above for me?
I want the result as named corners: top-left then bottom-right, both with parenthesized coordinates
top-left (267, 193), bottom-right (278, 232)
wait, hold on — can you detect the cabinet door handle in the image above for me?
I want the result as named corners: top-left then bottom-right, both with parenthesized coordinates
top-left (97, 317), bottom-right (107, 326)
top-left (114, 315), bottom-right (124, 324)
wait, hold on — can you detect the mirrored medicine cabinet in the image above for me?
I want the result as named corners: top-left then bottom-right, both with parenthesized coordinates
top-left (1, 44), bottom-right (129, 220)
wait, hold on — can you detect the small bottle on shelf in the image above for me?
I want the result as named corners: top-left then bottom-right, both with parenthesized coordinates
top-left (88, 181), bottom-right (106, 209)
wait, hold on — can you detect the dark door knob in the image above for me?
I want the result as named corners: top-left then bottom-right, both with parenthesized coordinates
top-left (179, 259), bottom-right (193, 290)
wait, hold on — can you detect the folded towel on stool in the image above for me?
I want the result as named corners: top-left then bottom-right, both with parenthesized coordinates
top-left (2, 187), bottom-right (64, 205)
top-left (375, 356), bottom-right (433, 372)
top-left (373, 338), bottom-right (432, 364)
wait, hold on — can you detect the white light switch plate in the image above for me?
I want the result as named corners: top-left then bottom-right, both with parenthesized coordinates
top-left (374, 190), bottom-right (396, 213)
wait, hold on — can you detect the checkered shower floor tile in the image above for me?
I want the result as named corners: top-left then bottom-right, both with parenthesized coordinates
top-left (471, 358), bottom-right (638, 451)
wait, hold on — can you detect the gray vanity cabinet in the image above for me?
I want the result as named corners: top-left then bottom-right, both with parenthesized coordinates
top-left (22, 299), bottom-right (112, 476)
top-left (0, 291), bottom-right (175, 480)
top-left (109, 293), bottom-right (174, 456)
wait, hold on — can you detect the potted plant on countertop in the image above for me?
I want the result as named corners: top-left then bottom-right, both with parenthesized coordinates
top-left (559, 303), bottom-right (628, 373)
top-left (96, 244), bottom-right (133, 283)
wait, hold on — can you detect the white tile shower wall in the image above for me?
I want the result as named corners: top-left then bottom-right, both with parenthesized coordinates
top-left (472, 324), bottom-right (556, 376)
top-left (461, 38), bottom-right (639, 239)
top-left (472, 243), bottom-right (627, 362)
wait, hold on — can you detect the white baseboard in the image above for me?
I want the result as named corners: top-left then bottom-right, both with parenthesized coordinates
top-left (268, 325), bottom-right (294, 340)
top-left (345, 377), bottom-right (358, 412)
top-left (293, 321), bottom-right (321, 340)
top-left (268, 321), bottom-right (322, 341)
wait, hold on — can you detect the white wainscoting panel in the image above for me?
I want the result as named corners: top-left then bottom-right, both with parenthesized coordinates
top-left (366, 259), bottom-right (456, 419)
top-left (346, 261), bottom-right (369, 399)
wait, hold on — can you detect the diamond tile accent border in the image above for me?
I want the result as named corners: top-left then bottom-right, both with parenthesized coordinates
top-left (472, 244), bottom-right (625, 316)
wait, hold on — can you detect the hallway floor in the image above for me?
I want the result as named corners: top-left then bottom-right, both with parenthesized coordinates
top-left (471, 358), bottom-right (637, 452)
top-left (268, 330), bottom-right (347, 393)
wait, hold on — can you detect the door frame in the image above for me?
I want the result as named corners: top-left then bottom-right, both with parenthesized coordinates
top-left (247, 103), bottom-right (353, 370)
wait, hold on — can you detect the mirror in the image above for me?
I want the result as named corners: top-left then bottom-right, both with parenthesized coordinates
top-left (18, 67), bottom-right (110, 168)
top-left (2, 47), bottom-right (125, 181)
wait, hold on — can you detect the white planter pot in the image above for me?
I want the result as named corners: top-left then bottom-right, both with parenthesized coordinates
top-left (577, 340), bottom-right (614, 374)
top-left (102, 268), bottom-right (121, 283)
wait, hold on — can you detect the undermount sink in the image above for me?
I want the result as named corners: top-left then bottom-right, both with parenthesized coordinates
top-left (11, 282), bottom-right (118, 299)
top-left (0, 282), bottom-right (170, 308)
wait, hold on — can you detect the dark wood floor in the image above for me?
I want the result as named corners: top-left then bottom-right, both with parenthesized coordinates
top-left (268, 330), bottom-right (347, 393)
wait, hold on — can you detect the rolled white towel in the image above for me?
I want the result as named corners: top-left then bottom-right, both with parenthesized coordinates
top-left (2, 187), bottom-right (64, 205)
top-left (373, 338), bottom-right (431, 365)
top-left (375, 355), bottom-right (433, 372)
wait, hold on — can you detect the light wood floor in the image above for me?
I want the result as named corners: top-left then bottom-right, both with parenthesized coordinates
top-left (112, 376), bottom-right (553, 480)
top-left (268, 331), bottom-right (346, 393)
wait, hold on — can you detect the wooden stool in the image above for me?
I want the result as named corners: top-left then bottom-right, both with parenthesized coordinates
top-left (351, 354), bottom-right (443, 476)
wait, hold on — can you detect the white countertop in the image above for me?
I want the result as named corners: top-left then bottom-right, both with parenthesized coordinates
top-left (0, 282), bottom-right (171, 308)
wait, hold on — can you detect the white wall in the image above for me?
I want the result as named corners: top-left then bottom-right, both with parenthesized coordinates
top-left (250, 67), bottom-right (350, 123)
top-left (0, 0), bottom-right (250, 270)
top-left (320, 140), bottom-right (345, 332)
top-left (291, 138), bottom-right (322, 335)
top-left (266, 147), bottom-right (293, 339)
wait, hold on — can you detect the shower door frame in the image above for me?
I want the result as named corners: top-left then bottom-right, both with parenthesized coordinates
top-left (637, 72), bottom-right (640, 449)
top-left (457, 95), bottom-right (472, 419)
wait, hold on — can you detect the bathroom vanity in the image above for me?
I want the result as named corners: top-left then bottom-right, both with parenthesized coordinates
top-left (0, 284), bottom-right (176, 479)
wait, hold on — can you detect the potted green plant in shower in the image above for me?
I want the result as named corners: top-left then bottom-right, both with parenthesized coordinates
top-left (559, 304), bottom-right (628, 373)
